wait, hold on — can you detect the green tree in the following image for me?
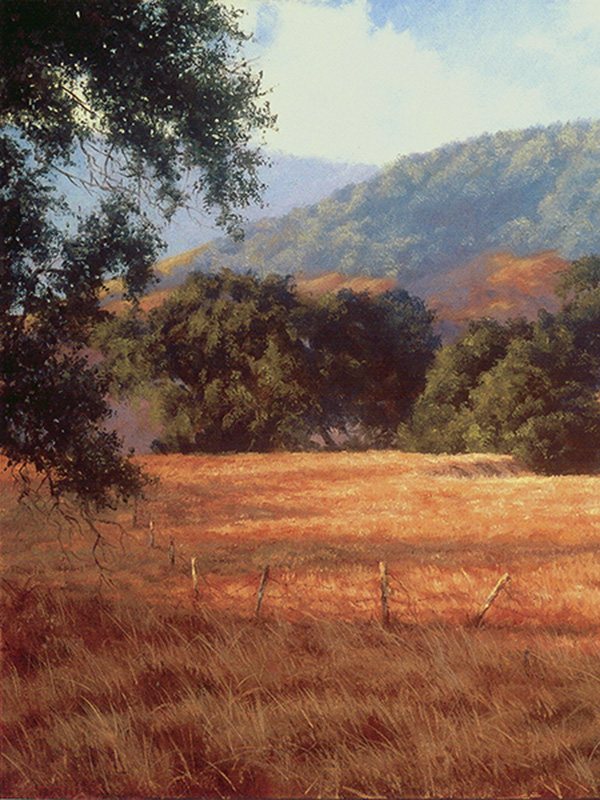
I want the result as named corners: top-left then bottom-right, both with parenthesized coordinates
top-left (401, 311), bottom-right (600, 472)
top-left (398, 318), bottom-right (532, 453)
top-left (1, 0), bottom-right (274, 509)
top-left (557, 255), bottom-right (600, 371)
top-left (471, 316), bottom-right (600, 473)
top-left (115, 270), bottom-right (313, 453)
top-left (302, 288), bottom-right (439, 447)
top-left (98, 274), bottom-right (439, 452)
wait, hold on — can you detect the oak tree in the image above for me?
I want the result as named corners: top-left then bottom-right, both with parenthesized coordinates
top-left (0, 0), bottom-right (274, 509)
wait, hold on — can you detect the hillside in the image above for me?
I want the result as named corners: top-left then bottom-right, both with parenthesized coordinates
top-left (107, 247), bottom-right (571, 335)
top-left (57, 151), bottom-right (378, 257)
top-left (172, 120), bottom-right (600, 299)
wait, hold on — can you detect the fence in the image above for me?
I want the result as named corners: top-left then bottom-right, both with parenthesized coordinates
top-left (137, 515), bottom-right (516, 626)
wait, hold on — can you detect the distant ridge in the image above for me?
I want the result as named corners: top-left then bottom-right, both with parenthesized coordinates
top-left (120, 121), bottom-right (600, 331)
top-left (180, 120), bottom-right (600, 295)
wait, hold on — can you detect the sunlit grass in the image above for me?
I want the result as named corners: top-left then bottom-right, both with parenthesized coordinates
top-left (2, 450), bottom-right (600, 797)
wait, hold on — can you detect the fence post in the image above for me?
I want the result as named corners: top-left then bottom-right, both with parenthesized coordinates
top-left (255, 565), bottom-right (270, 619)
top-left (169, 538), bottom-right (175, 568)
top-left (379, 561), bottom-right (391, 626)
top-left (191, 557), bottom-right (198, 594)
top-left (473, 572), bottom-right (510, 628)
top-left (148, 518), bottom-right (155, 548)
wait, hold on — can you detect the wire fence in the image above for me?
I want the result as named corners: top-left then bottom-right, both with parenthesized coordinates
top-left (175, 557), bottom-right (520, 626)
top-left (134, 513), bottom-right (597, 629)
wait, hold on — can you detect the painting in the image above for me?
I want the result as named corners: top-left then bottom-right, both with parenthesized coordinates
top-left (2, 1), bottom-right (600, 798)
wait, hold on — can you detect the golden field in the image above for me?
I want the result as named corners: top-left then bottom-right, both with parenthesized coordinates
top-left (2, 450), bottom-right (600, 798)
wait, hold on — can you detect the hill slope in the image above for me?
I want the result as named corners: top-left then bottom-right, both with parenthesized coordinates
top-left (180, 120), bottom-right (600, 296)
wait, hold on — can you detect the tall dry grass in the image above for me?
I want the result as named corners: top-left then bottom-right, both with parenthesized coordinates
top-left (2, 450), bottom-right (600, 797)
top-left (2, 584), bottom-right (600, 798)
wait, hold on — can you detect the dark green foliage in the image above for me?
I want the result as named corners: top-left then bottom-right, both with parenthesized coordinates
top-left (470, 319), bottom-right (600, 473)
top-left (398, 318), bottom-right (532, 454)
top-left (98, 271), bottom-right (439, 452)
top-left (0, 331), bottom-right (143, 506)
top-left (557, 255), bottom-right (600, 300)
top-left (556, 255), bottom-right (600, 371)
top-left (192, 120), bottom-right (600, 285)
top-left (1, 0), bottom-right (274, 231)
top-left (418, 318), bottom-right (532, 411)
top-left (1, 0), bottom-right (274, 508)
top-left (400, 312), bottom-right (600, 474)
top-left (301, 288), bottom-right (439, 446)
top-left (146, 270), bottom-right (312, 452)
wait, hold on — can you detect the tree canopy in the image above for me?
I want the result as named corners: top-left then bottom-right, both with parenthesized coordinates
top-left (0, 0), bottom-right (274, 509)
top-left (96, 270), bottom-right (439, 453)
top-left (399, 309), bottom-right (600, 474)
top-left (556, 255), bottom-right (600, 371)
top-left (300, 287), bottom-right (439, 446)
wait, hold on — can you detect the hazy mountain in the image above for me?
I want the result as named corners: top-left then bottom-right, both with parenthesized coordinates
top-left (54, 148), bottom-right (378, 255)
top-left (176, 120), bottom-right (600, 297)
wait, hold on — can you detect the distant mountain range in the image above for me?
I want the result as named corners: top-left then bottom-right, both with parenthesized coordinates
top-left (195, 121), bottom-right (600, 272)
top-left (150, 153), bottom-right (380, 255)
top-left (105, 119), bottom-right (600, 334)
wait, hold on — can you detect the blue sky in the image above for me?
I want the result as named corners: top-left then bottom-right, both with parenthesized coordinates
top-left (238, 0), bottom-right (600, 165)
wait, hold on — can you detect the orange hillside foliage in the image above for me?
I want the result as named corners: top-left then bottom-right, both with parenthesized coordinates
top-left (428, 250), bottom-right (570, 325)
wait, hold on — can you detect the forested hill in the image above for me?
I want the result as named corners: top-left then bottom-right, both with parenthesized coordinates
top-left (177, 120), bottom-right (600, 293)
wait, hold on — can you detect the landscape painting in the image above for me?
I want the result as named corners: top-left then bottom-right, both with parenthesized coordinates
top-left (2, 1), bottom-right (600, 798)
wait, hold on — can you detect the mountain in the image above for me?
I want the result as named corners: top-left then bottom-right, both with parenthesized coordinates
top-left (107, 119), bottom-right (600, 332)
top-left (424, 249), bottom-right (570, 339)
top-left (140, 153), bottom-right (379, 256)
top-left (170, 120), bottom-right (600, 297)
top-left (54, 149), bottom-right (378, 256)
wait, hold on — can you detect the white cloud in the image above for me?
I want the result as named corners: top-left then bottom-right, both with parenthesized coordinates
top-left (565, 0), bottom-right (600, 32)
top-left (516, 32), bottom-right (558, 55)
top-left (238, 0), bottom-right (600, 166)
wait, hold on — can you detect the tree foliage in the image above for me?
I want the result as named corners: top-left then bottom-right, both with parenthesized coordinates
top-left (398, 318), bottom-right (532, 455)
top-left (97, 270), bottom-right (439, 452)
top-left (556, 255), bottom-right (600, 371)
top-left (399, 311), bottom-right (600, 474)
top-left (145, 270), bottom-right (311, 453)
top-left (301, 288), bottom-right (439, 446)
top-left (470, 318), bottom-right (600, 473)
top-left (0, 0), bottom-right (274, 509)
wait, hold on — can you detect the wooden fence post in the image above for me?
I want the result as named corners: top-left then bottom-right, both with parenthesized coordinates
top-left (473, 572), bottom-right (510, 628)
top-left (148, 518), bottom-right (155, 548)
top-left (169, 538), bottom-right (175, 568)
top-left (191, 557), bottom-right (198, 594)
top-left (255, 565), bottom-right (270, 619)
top-left (379, 561), bottom-right (391, 626)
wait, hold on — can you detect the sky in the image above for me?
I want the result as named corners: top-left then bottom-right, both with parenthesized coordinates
top-left (237, 0), bottom-right (600, 166)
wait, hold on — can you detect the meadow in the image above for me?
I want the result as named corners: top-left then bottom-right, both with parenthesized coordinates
top-left (2, 450), bottom-right (600, 798)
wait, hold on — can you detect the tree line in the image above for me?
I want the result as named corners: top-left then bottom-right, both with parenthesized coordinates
top-left (397, 255), bottom-right (600, 474)
top-left (96, 256), bottom-right (600, 476)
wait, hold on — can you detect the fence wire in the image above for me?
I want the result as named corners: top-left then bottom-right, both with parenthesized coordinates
top-left (136, 515), bottom-right (598, 627)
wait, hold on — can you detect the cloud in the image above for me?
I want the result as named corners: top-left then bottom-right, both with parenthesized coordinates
top-left (238, 0), bottom-right (600, 166)
top-left (565, 0), bottom-right (600, 32)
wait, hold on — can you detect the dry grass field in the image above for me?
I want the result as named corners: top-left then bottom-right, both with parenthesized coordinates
top-left (2, 450), bottom-right (600, 798)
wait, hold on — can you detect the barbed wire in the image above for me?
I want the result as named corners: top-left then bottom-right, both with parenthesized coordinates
top-left (131, 519), bottom-right (599, 628)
